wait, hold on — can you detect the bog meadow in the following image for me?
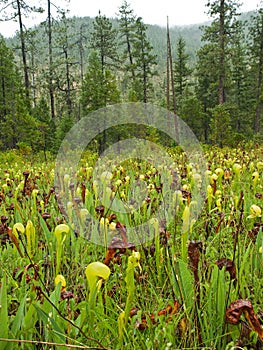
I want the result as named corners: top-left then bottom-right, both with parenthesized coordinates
top-left (0, 0), bottom-right (263, 349)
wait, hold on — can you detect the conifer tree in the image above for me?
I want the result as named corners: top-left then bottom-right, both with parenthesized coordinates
top-left (80, 50), bottom-right (120, 151)
top-left (54, 12), bottom-right (78, 120)
top-left (247, 8), bottom-right (263, 134)
top-left (118, 1), bottom-right (137, 81)
top-left (196, 0), bottom-right (241, 143)
top-left (229, 20), bottom-right (253, 136)
top-left (130, 17), bottom-right (157, 102)
top-left (197, 0), bottom-right (241, 105)
top-left (81, 51), bottom-right (120, 115)
top-left (89, 12), bottom-right (118, 72)
top-left (1, 0), bottom-right (43, 103)
top-left (0, 36), bottom-right (37, 149)
top-left (33, 97), bottom-right (56, 155)
top-left (174, 36), bottom-right (192, 100)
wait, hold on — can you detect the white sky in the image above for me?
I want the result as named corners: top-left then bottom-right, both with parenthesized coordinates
top-left (0, 0), bottom-right (261, 38)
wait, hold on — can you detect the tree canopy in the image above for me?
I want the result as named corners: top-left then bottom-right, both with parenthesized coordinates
top-left (0, 0), bottom-right (262, 151)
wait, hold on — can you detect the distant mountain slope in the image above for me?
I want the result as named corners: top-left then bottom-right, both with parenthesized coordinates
top-left (146, 10), bottom-right (256, 68)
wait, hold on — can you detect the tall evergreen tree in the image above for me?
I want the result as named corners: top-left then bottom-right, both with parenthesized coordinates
top-left (0, 36), bottom-right (37, 149)
top-left (77, 23), bottom-right (89, 84)
top-left (0, 36), bottom-right (16, 121)
top-left (130, 17), bottom-right (157, 102)
top-left (198, 0), bottom-right (241, 105)
top-left (89, 12), bottom-right (118, 72)
top-left (0, 0), bottom-right (43, 103)
top-left (174, 36), bottom-right (192, 100)
top-left (247, 8), bottom-right (263, 134)
top-left (25, 28), bottom-right (40, 108)
top-left (196, 0), bottom-right (241, 143)
top-left (40, 1), bottom-right (68, 123)
top-left (81, 51), bottom-right (120, 115)
top-left (196, 44), bottom-right (219, 111)
top-left (54, 12), bottom-right (78, 121)
top-left (32, 97), bottom-right (56, 155)
top-left (118, 1), bottom-right (137, 81)
top-left (80, 50), bottom-right (120, 151)
top-left (46, 0), bottom-right (55, 121)
top-left (16, 0), bottom-right (30, 102)
top-left (229, 19), bottom-right (253, 136)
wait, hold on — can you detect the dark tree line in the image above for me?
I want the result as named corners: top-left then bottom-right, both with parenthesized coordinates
top-left (0, 0), bottom-right (262, 153)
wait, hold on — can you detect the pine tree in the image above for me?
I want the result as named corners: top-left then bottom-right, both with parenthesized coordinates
top-left (90, 12), bottom-right (118, 72)
top-left (54, 12), bottom-right (78, 121)
top-left (32, 97), bottom-right (56, 155)
top-left (25, 28), bottom-right (40, 108)
top-left (130, 17), bottom-right (157, 102)
top-left (80, 51), bottom-right (120, 151)
top-left (247, 8), bottom-right (263, 134)
top-left (0, 36), bottom-right (16, 121)
top-left (199, 0), bottom-right (241, 105)
top-left (174, 36), bottom-right (192, 100)
top-left (118, 1), bottom-right (137, 81)
top-left (81, 51), bottom-right (120, 115)
top-left (46, 0), bottom-right (55, 121)
top-left (14, 0), bottom-right (31, 103)
top-left (210, 104), bottom-right (233, 147)
top-left (0, 36), bottom-right (36, 149)
top-left (196, 44), bottom-right (219, 112)
top-left (1, 0), bottom-right (43, 104)
top-left (229, 20), bottom-right (253, 137)
top-left (179, 96), bottom-right (205, 141)
top-left (196, 0), bottom-right (241, 143)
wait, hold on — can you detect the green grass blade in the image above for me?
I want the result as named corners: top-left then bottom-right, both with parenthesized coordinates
top-left (11, 294), bottom-right (27, 336)
top-left (0, 276), bottom-right (8, 350)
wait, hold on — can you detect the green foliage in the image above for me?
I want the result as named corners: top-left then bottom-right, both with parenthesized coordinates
top-left (80, 50), bottom-right (121, 151)
top-left (52, 12), bottom-right (78, 120)
top-left (90, 12), bottom-right (118, 70)
top-left (32, 97), bottom-right (56, 153)
top-left (198, 264), bottom-right (229, 348)
top-left (247, 8), bottom-right (263, 133)
top-left (0, 146), bottom-right (263, 348)
top-left (209, 104), bottom-right (233, 147)
top-left (195, 43), bottom-right (219, 110)
top-left (197, 0), bottom-right (240, 104)
top-left (118, 1), bottom-right (157, 103)
top-left (174, 36), bottom-right (192, 99)
top-left (178, 96), bottom-right (206, 141)
top-left (0, 36), bottom-right (35, 150)
top-left (118, 0), bottom-right (138, 78)
top-left (129, 17), bottom-right (158, 102)
top-left (55, 113), bottom-right (75, 148)
top-left (81, 51), bottom-right (120, 115)
top-left (0, 3), bottom-right (262, 150)
top-left (0, 276), bottom-right (8, 350)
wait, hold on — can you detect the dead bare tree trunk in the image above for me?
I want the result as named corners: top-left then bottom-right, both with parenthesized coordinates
top-left (16, 0), bottom-right (30, 102)
top-left (167, 17), bottom-right (179, 143)
top-left (47, 0), bottom-right (56, 121)
top-left (219, 0), bottom-right (226, 105)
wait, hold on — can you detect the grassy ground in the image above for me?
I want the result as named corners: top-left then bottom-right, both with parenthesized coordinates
top-left (0, 145), bottom-right (263, 349)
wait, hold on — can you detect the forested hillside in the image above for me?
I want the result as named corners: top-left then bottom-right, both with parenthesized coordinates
top-left (0, 0), bottom-right (262, 153)
top-left (6, 17), bottom-right (204, 68)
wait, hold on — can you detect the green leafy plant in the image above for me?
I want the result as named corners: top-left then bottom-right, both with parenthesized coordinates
top-left (54, 224), bottom-right (70, 275)
top-left (118, 251), bottom-right (141, 342)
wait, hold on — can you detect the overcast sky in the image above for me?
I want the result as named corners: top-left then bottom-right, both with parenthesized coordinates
top-left (0, 0), bottom-right (261, 38)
